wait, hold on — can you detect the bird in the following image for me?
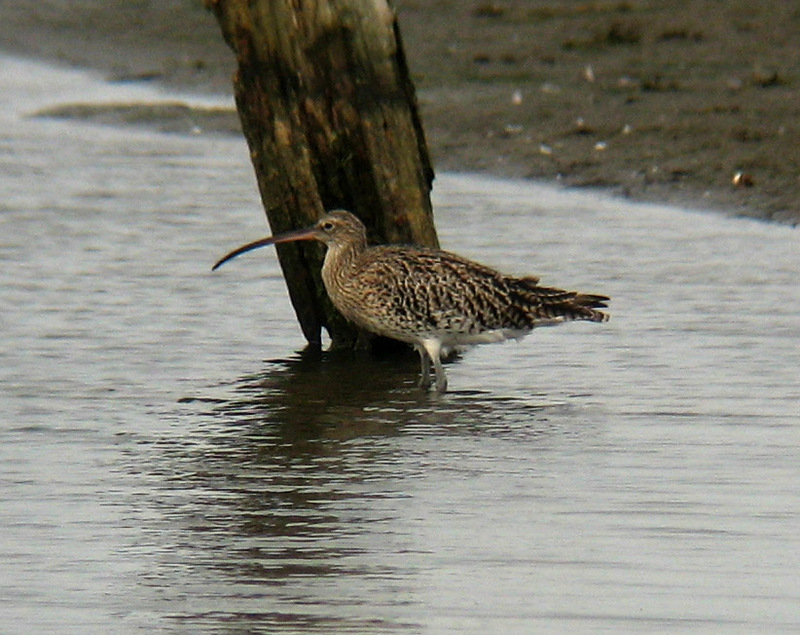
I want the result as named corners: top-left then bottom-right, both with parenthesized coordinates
top-left (213, 210), bottom-right (609, 393)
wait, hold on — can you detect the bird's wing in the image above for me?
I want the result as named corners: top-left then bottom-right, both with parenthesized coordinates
top-left (350, 247), bottom-right (529, 333)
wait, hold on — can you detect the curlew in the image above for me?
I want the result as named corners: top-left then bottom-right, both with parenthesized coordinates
top-left (213, 210), bottom-right (609, 393)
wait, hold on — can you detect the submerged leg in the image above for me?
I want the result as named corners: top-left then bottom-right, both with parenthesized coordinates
top-left (421, 338), bottom-right (447, 393)
top-left (416, 346), bottom-right (432, 388)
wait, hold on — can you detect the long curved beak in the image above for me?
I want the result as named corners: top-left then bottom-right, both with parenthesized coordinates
top-left (212, 226), bottom-right (318, 271)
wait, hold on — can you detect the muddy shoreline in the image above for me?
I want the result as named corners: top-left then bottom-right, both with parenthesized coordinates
top-left (3, 0), bottom-right (799, 223)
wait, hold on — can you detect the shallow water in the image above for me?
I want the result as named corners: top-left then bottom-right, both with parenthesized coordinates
top-left (1, 56), bottom-right (799, 634)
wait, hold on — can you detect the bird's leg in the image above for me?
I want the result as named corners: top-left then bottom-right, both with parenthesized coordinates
top-left (416, 346), bottom-right (432, 389)
top-left (431, 354), bottom-right (447, 393)
top-left (421, 339), bottom-right (448, 393)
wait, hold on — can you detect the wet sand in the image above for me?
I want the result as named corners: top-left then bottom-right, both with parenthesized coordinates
top-left (3, 0), bottom-right (799, 222)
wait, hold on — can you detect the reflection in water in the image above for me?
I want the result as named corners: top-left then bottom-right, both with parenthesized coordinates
top-left (211, 347), bottom-right (564, 433)
top-left (153, 351), bottom-right (568, 632)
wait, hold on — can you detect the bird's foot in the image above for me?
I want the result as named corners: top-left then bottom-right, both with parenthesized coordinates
top-left (416, 369), bottom-right (447, 393)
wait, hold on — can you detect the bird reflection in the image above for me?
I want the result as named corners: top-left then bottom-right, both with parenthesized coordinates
top-left (156, 350), bottom-right (566, 631)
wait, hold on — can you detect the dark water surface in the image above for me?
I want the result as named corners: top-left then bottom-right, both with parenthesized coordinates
top-left (2, 57), bottom-right (799, 634)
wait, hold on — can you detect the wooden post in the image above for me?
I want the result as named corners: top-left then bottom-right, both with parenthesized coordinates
top-left (205, 0), bottom-right (439, 349)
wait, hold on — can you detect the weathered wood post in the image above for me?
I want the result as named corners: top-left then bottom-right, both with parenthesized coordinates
top-left (205, 0), bottom-right (439, 349)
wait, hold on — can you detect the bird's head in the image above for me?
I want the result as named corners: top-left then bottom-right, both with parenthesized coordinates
top-left (212, 209), bottom-right (367, 271)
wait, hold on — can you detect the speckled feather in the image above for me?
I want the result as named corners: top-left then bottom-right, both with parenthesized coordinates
top-left (325, 244), bottom-right (608, 345)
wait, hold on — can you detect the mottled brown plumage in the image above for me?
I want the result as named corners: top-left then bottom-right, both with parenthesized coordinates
top-left (213, 210), bottom-right (609, 392)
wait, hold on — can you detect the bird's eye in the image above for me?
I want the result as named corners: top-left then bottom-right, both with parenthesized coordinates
top-left (320, 221), bottom-right (334, 232)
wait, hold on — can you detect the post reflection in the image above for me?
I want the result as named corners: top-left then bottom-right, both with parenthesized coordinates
top-left (148, 350), bottom-right (561, 632)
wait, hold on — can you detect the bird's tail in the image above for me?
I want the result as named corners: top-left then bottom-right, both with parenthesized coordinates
top-left (516, 277), bottom-right (610, 324)
top-left (568, 293), bottom-right (610, 322)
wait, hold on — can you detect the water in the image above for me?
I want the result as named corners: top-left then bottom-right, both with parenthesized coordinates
top-left (1, 56), bottom-right (799, 634)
